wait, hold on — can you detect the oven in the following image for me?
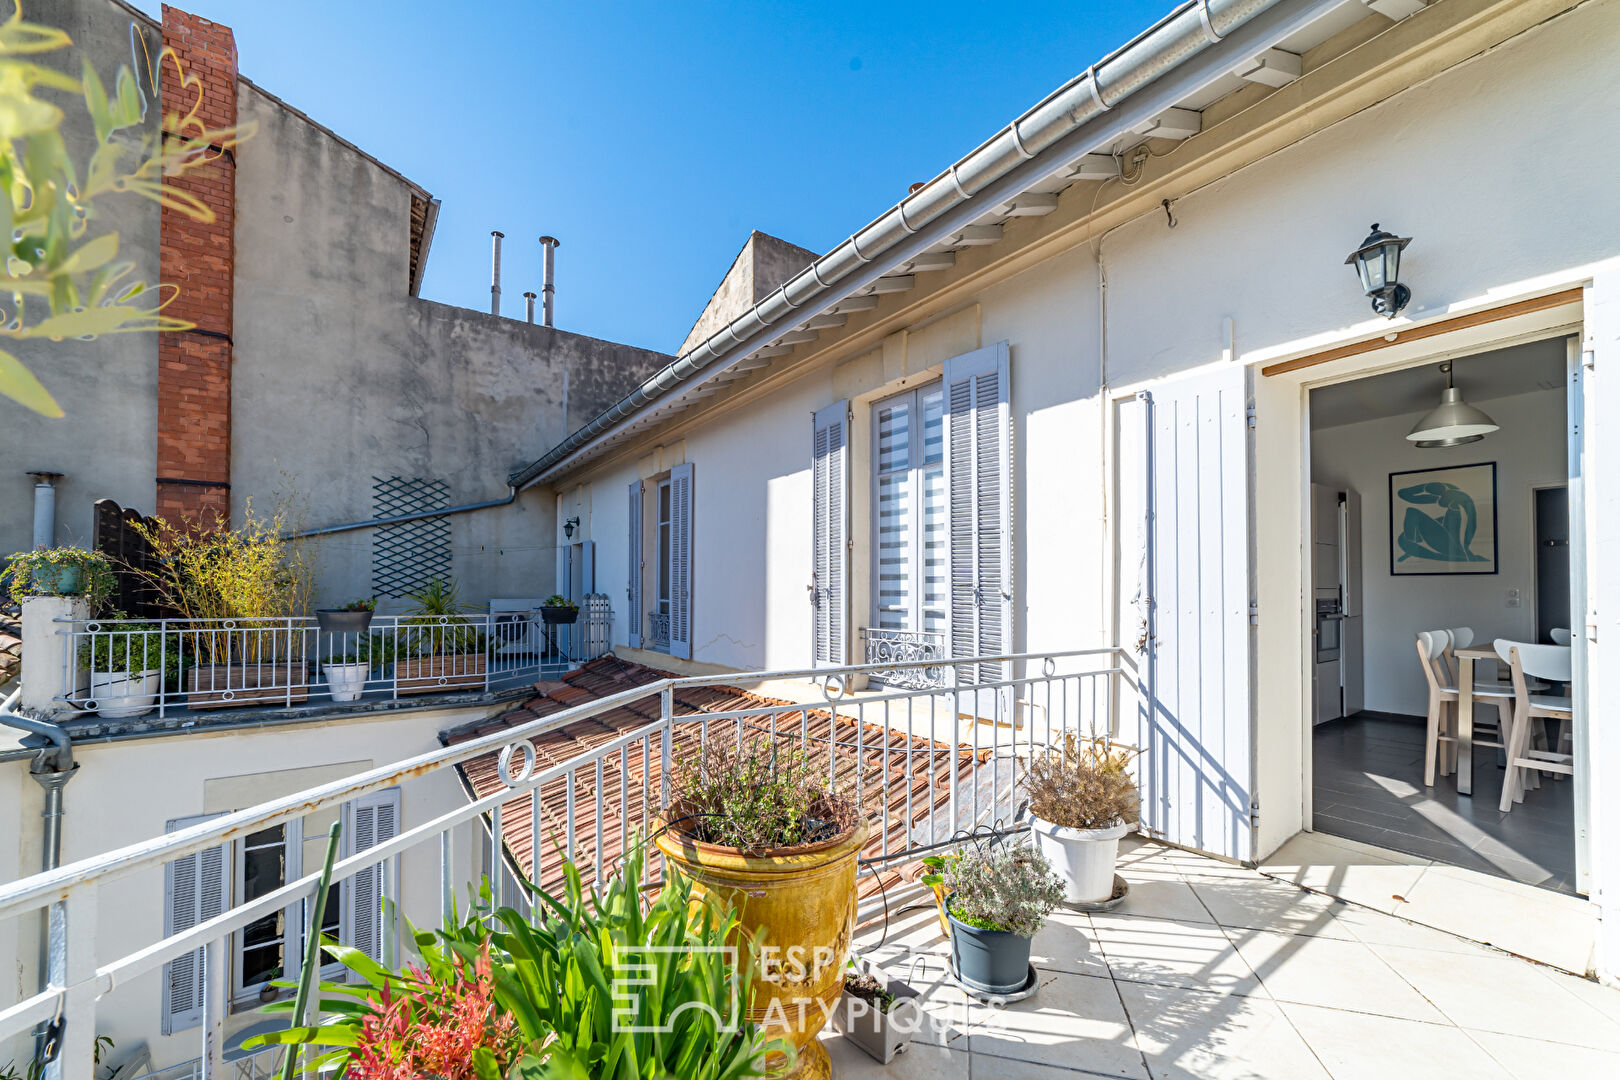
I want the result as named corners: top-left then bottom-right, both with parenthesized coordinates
top-left (1315, 600), bottom-right (1343, 663)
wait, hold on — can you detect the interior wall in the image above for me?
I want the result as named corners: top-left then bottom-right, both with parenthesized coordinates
top-left (1310, 384), bottom-right (1567, 716)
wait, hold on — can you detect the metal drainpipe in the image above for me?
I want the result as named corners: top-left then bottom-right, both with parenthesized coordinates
top-left (1, 687), bottom-right (78, 1042)
top-left (538, 236), bottom-right (559, 327)
top-left (490, 230), bottom-right (504, 315)
top-left (27, 472), bottom-right (61, 550)
top-left (285, 484), bottom-right (518, 540)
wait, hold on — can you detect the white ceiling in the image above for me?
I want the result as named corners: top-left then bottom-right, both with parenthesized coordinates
top-left (1309, 336), bottom-right (1571, 430)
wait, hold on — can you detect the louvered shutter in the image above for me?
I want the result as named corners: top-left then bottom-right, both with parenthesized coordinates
top-left (343, 788), bottom-right (401, 962)
top-left (580, 540), bottom-right (596, 594)
top-left (943, 343), bottom-right (1012, 686)
top-left (812, 402), bottom-right (849, 666)
top-left (162, 814), bottom-right (230, 1035)
top-left (668, 463), bottom-right (694, 660)
top-left (627, 481), bottom-right (643, 648)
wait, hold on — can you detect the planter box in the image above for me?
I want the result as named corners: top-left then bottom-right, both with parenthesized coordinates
top-left (315, 609), bottom-right (373, 636)
top-left (831, 964), bottom-right (924, 1064)
top-left (395, 653), bottom-right (487, 695)
top-left (540, 607), bottom-right (579, 625)
top-left (187, 663), bottom-right (308, 710)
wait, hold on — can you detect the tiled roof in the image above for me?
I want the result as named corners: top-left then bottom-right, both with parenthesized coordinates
top-left (444, 656), bottom-right (984, 900)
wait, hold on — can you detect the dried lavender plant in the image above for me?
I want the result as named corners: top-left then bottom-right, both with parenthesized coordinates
top-left (1024, 732), bottom-right (1141, 830)
top-left (668, 735), bottom-right (862, 854)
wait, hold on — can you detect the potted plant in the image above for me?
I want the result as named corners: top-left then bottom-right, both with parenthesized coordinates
top-left (539, 594), bottom-right (579, 625)
top-left (924, 841), bottom-right (1064, 997)
top-left (125, 508), bottom-right (317, 709)
top-left (315, 598), bottom-right (374, 636)
top-left (1026, 732), bottom-right (1141, 903)
top-left (831, 958), bottom-right (925, 1064)
top-left (655, 738), bottom-right (867, 1080)
top-left (4, 547), bottom-right (116, 606)
top-left (396, 578), bottom-right (488, 695)
top-left (78, 614), bottom-right (175, 719)
top-left (321, 639), bottom-right (372, 703)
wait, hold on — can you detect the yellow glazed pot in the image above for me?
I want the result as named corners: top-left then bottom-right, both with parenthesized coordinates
top-left (656, 813), bottom-right (869, 1080)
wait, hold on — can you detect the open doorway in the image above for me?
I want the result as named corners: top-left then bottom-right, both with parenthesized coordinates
top-left (1306, 335), bottom-right (1579, 893)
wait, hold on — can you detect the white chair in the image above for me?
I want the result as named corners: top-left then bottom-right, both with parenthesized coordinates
top-left (1494, 640), bottom-right (1575, 812)
top-left (1416, 630), bottom-right (1514, 787)
top-left (1550, 627), bottom-right (1572, 646)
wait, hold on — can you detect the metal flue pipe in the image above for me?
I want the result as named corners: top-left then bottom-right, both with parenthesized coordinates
top-left (538, 235), bottom-right (559, 327)
top-left (524, 291), bottom-right (537, 324)
top-left (489, 230), bottom-right (505, 315)
top-left (27, 473), bottom-right (60, 550)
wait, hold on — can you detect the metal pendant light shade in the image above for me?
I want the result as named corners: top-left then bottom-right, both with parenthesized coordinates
top-left (1407, 362), bottom-right (1498, 447)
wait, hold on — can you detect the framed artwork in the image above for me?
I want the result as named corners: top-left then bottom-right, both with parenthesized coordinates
top-left (1389, 462), bottom-right (1498, 575)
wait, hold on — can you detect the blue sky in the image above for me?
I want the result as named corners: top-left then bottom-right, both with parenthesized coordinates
top-left (128, 1), bottom-right (1170, 354)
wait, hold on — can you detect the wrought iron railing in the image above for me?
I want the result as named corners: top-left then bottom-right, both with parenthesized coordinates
top-left (53, 600), bottom-right (614, 719)
top-left (863, 627), bottom-right (946, 689)
top-left (0, 647), bottom-right (1130, 1079)
top-left (647, 609), bottom-right (670, 649)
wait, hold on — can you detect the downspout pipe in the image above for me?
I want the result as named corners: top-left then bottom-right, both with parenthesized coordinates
top-left (284, 485), bottom-right (518, 540)
top-left (2, 687), bottom-right (78, 1028)
top-left (510, 0), bottom-right (1338, 490)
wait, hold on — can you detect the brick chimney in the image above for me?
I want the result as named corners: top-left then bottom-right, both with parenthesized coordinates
top-left (155, 6), bottom-right (237, 527)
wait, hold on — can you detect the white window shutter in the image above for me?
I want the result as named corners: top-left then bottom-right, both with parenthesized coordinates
top-left (943, 342), bottom-right (1012, 685)
top-left (812, 401), bottom-right (849, 666)
top-left (580, 540), bottom-right (596, 594)
top-left (668, 463), bottom-right (694, 659)
top-left (555, 544), bottom-right (572, 600)
top-left (343, 788), bottom-right (401, 962)
top-left (162, 814), bottom-right (230, 1035)
top-left (627, 480), bottom-right (643, 648)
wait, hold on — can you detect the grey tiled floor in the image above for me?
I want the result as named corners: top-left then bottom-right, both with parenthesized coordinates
top-left (834, 838), bottom-right (1620, 1079)
top-left (1312, 713), bottom-right (1575, 893)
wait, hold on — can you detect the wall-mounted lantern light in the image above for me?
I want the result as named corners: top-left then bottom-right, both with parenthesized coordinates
top-left (1344, 223), bottom-right (1412, 318)
top-left (563, 516), bottom-right (580, 539)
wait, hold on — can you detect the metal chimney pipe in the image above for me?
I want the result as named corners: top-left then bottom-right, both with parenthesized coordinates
top-left (523, 291), bottom-right (537, 324)
top-left (538, 235), bottom-right (560, 327)
top-left (490, 231), bottom-right (505, 315)
top-left (27, 472), bottom-right (61, 550)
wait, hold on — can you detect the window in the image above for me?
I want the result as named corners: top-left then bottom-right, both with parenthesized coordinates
top-left (870, 385), bottom-right (947, 639)
top-left (628, 464), bottom-right (693, 659)
top-left (162, 789), bottom-right (401, 1032)
top-left (656, 477), bottom-right (673, 638)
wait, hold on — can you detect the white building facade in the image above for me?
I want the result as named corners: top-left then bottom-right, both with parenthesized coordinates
top-left (527, 0), bottom-right (1620, 978)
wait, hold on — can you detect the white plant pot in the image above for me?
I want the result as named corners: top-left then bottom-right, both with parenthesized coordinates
top-left (1032, 817), bottom-right (1130, 903)
top-left (323, 662), bottom-right (370, 702)
top-left (90, 669), bottom-right (161, 719)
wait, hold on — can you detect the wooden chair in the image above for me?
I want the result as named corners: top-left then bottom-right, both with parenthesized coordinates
top-left (1494, 640), bottom-right (1575, 812)
top-left (1417, 630), bottom-right (1514, 787)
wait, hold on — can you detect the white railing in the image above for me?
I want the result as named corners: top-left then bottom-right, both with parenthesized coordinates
top-left (862, 627), bottom-right (946, 689)
top-left (52, 602), bottom-right (615, 719)
top-left (0, 647), bottom-right (1130, 1079)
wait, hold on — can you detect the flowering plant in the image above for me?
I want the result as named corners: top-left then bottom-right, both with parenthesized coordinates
top-left (924, 842), bottom-right (1065, 938)
top-left (3, 547), bottom-right (116, 607)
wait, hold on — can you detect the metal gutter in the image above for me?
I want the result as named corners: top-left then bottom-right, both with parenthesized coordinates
top-left (510, 0), bottom-right (1346, 490)
top-left (285, 484), bottom-right (516, 539)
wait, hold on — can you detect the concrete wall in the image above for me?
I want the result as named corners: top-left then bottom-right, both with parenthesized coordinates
top-left (676, 232), bottom-right (817, 357)
top-left (1311, 386), bottom-right (1568, 715)
top-left (0, 1), bottom-right (163, 555)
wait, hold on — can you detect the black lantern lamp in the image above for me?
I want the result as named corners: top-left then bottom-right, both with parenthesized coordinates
top-left (1344, 224), bottom-right (1412, 318)
top-left (563, 516), bottom-right (580, 539)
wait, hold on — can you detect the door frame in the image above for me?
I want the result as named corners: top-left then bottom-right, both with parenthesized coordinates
top-left (1528, 482), bottom-right (1570, 645)
top-left (1279, 298), bottom-right (1588, 887)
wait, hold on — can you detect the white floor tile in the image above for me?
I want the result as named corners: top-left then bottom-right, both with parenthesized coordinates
top-left (1279, 1002), bottom-right (1513, 1080)
top-left (1391, 866), bottom-right (1597, 976)
top-left (1467, 1029), bottom-right (1620, 1079)
top-left (1089, 913), bottom-right (1266, 997)
top-left (968, 970), bottom-right (1149, 1079)
top-left (1029, 907), bottom-right (1111, 978)
top-left (1115, 981), bottom-right (1331, 1080)
top-left (821, 1034), bottom-right (970, 1079)
top-left (1222, 927), bottom-right (1448, 1022)
top-left (1188, 876), bottom-right (1352, 939)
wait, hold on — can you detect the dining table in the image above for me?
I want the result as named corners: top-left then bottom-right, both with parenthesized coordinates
top-left (1453, 643), bottom-right (1502, 796)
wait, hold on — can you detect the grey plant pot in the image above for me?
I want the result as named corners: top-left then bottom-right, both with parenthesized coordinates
top-left (947, 909), bottom-right (1033, 996)
top-left (316, 609), bottom-right (373, 636)
top-left (831, 967), bottom-right (923, 1064)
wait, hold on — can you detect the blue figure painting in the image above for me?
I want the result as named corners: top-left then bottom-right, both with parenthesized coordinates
top-left (1389, 464), bottom-right (1496, 574)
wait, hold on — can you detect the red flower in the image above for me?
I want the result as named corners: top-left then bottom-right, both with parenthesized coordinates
top-left (346, 946), bottom-right (524, 1079)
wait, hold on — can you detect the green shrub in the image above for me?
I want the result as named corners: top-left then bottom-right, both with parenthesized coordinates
top-left (669, 737), bottom-right (862, 853)
top-left (3, 547), bottom-right (116, 607)
top-left (400, 578), bottom-right (487, 657)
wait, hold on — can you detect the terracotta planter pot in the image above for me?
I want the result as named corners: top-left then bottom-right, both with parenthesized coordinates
top-left (395, 652), bottom-right (486, 695)
top-left (187, 663), bottom-right (308, 709)
top-left (656, 813), bottom-right (869, 1080)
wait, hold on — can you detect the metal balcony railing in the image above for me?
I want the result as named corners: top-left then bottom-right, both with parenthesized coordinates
top-left (862, 627), bottom-right (946, 689)
top-left (0, 647), bottom-right (1131, 1079)
top-left (647, 609), bottom-right (670, 649)
top-left (51, 598), bottom-right (615, 719)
